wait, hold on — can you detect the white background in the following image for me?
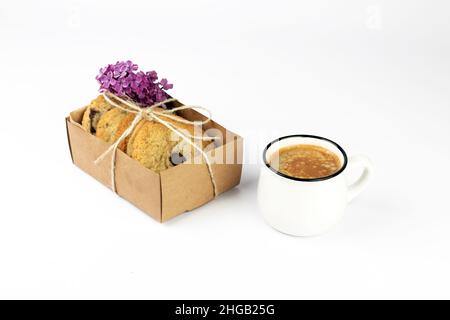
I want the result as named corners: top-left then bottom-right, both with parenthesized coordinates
top-left (0, 0), bottom-right (449, 299)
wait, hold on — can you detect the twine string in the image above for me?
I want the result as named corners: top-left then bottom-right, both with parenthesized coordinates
top-left (94, 91), bottom-right (218, 196)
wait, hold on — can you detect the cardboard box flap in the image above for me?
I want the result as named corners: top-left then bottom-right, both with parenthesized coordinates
top-left (70, 107), bottom-right (87, 125)
top-left (208, 135), bottom-right (243, 195)
top-left (160, 163), bottom-right (214, 221)
top-left (65, 117), bottom-right (74, 163)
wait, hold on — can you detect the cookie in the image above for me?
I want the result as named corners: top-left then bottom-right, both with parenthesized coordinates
top-left (126, 109), bottom-right (208, 172)
top-left (113, 112), bottom-right (138, 151)
top-left (90, 101), bottom-right (210, 172)
top-left (95, 108), bottom-right (129, 144)
top-left (81, 95), bottom-right (114, 134)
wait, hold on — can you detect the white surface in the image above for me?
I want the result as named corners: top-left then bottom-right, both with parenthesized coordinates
top-left (0, 0), bottom-right (449, 299)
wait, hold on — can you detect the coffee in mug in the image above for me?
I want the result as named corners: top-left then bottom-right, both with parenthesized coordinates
top-left (269, 144), bottom-right (341, 179)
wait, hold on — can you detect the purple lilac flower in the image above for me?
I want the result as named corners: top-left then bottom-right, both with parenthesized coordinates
top-left (96, 60), bottom-right (173, 106)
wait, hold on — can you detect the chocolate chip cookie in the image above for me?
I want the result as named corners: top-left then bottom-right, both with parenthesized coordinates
top-left (81, 95), bottom-right (114, 134)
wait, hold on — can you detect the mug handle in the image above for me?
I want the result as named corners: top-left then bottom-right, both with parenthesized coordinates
top-left (347, 155), bottom-right (373, 202)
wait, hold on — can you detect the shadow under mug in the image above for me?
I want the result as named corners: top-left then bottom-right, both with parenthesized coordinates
top-left (257, 135), bottom-right (373, 236)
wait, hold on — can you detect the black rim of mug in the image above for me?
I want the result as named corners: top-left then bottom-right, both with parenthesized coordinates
top-left (263, 134), bottom-right (349, 182)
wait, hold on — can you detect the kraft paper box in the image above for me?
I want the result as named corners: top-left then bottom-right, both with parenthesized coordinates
top-left (66, 100), bottom-right (243, 222)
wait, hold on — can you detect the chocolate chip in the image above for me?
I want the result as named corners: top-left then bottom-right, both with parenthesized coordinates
top-left (89, 109), bottom-right (99, 134)
top-left (170, 152), bottom-right (186, 166)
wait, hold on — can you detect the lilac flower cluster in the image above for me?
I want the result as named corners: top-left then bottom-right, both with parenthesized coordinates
top-left (96, 60), bottom-right (173, 106)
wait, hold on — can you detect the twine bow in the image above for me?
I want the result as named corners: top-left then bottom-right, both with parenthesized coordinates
top-left (94, 91), bottom-right (218, 196)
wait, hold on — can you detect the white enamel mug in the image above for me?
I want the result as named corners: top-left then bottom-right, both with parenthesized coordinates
top-left (258, 135), bottom-right (373, 236)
